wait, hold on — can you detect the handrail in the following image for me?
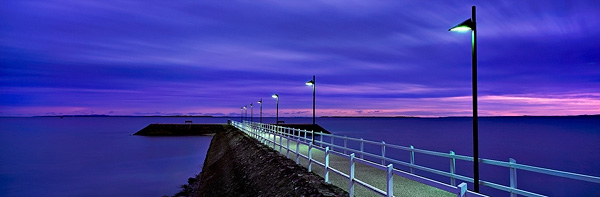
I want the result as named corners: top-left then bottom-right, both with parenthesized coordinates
top-left (232, 120), bottom-right (481, 197)
top-left (232, 120), bottom-right (600, 197)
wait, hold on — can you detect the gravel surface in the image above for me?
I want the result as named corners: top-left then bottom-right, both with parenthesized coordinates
top-left (185, 126), bottom-right (347, 196)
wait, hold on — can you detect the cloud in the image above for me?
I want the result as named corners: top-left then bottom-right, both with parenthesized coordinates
top-left (1, 0), bottom-right (599, 117)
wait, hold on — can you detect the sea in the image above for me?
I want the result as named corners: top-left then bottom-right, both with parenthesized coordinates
top-left (0, 116), bottom-right (598, 196)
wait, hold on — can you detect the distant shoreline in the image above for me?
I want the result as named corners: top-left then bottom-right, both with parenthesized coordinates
top-left (1, 114), bottom-right (597, 118)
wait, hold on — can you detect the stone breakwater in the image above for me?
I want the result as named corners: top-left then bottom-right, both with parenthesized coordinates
top-left (188, 125), bottom-right (347, 196)
top-left (133, 124), bottom-right (225, 136)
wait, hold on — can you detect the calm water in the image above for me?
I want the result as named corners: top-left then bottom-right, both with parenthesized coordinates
top-left (0, 117), bottom-right (220, 197)
top-left (1, 116), bottom-right (599, 196)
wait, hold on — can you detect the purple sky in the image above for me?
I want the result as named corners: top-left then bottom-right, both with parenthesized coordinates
top-left (1, 1), bottom-right (599, 117)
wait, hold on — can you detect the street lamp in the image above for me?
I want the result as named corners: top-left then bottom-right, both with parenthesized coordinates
top-left (306, 75), bottom-right (316, 145)
top-left (240, 107), bottom-right (243, 122)
top-left (243, 105), bottom-right (247, 122)
top-left (306, 75), bottom-right (316, 125)
top-left (250, 103), bottom-right (253, 122)
top-left (449, 5), bottom-right (479, 193)
top-left (257, 99), bottom-right (263, 123)
top-left (272, 94), bottom-right (279, 125)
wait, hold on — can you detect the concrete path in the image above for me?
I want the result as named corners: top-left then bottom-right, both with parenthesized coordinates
top-left (257, 132), bottom-right (456, 197)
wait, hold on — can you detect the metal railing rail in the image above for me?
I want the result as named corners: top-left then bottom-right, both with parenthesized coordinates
top-left (231, 120), bottom-right (483, 197)
top-left (232, 120), bottom-right (600, 197)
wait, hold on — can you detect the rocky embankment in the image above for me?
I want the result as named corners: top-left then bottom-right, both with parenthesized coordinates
top-left (179, 125), bottom-right (346, 196)
top-left (134, 124), bottom-right (226, 136)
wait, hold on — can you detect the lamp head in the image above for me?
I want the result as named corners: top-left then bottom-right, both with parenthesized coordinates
top-left (272, 94), bottom-right (279, 99)
top-left (449, 19), bottom-right (474, 32)
top-left (257, 100), bottom-right (262, 104)
top-left (306, 80), bottom-right (315, 86)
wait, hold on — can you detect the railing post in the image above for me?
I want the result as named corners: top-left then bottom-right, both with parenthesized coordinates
top-left (304, 129), bottom-right (308, 143)
top-left (272, 131), bottom-right (276, 149)
top-left (259, 125), bottom-right (264, 143)
top-left (296, 138), bottom-right (300, 164)
top-left (344, 137), bottom-right (348, 154)
top-left (410, 145), bottom-right (415, 174)
top-left (386, 164), bottom-right (393, 197)
top-left (279, 132), bottom-right (283, 153)
top-left (286, 135), bottom-right (290, 158)
top-left (510, 158), bottom-right (518, 197)
top-left (450, 151), bottom-right (456, 186)
top-left (320, 132), bottom-right (323, 146)
top-left (325, 146), bottom-right (330, 183)
top-left (310, 129), bottom-right (314, 145)
top-left (381, 141), bottom-right (386, 165)
top-left (331, 137), bottom-right (334, 152)
top-left (457, 182), bottom-right (467, 197)
top-left (308, 144), bottom-right (313, 172)
top-left (360, 138), bottom-right (364, 159)
top-left (349, 153), bottom-right (355, 197)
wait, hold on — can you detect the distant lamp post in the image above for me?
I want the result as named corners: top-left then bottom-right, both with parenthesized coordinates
top-left (250, 103), bottom-right (253, 122)
top-left (449, 5), bottom-right (479, 193)
top-left (272, 94), bottom-right (279, 124)
top-left (243, 105), bottom-right (247, 122)
top-left (306, 75), bottom-right (316, 145)
top-left (240, 107), bottom-right (243, 122)
top-left (257, 99), bottom-right (263, 123)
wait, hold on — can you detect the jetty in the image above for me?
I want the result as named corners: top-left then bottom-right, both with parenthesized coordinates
top-left (134, 120), bottom-right (600, 196)
top-left (231, 121), bottom-right (468, 197)
top-left (133, 123), bottom-right (225, 136)
top-left (134, 121), bottom-right (463, 196)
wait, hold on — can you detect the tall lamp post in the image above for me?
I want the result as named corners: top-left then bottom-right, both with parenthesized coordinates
top-left (244, 105), bottom-right (247, 122)
top-left (306, 75), bottom-right (316, 144)
top-left (272, 94), bottom-right (279, 125)
top-left (240, 107), bottom-right (243, 122)
top-left (257, 99), bottom-right (263, 123)
top-left (306, 75), bottom-right (316, 125)
top-left (250, 103), bottom-right (253, 122)
top-left (449, 5), bottom-right (479, 193)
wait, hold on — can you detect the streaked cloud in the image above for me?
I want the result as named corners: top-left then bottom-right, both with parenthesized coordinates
top-left (1, 0), bottom-right (599, 117)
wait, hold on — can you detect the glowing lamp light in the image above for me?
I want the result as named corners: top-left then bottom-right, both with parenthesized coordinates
top-left (306, 80), bottom-right (314, 86)
top-left (449, 19), bottom-right (474, 32)
top-left (449, 26), bottom-right (472, 32)
top-left (272, 94), bottom-right (279, 99)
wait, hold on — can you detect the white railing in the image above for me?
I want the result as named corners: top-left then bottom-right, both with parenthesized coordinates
top-left (231, 120), bottom-right (484, 197)
top-left (231, 120), bottom-right (600, 197)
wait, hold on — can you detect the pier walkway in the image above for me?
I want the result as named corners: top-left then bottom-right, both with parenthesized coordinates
top-left (271, 133), bottom-right (456, 196)
top-left (233, 120), bottom-right (600, 196)
top-left (232, 120), bottom-right (480, 197)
